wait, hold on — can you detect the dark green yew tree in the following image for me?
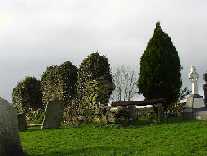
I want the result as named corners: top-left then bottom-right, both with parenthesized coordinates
top-left (138, 22), bottom-right (182, 108)
top-left (12, 76), bottom-right (43, 113)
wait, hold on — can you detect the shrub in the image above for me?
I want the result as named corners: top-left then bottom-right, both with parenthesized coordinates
top-left (12, 76), bottom-right (43, 114)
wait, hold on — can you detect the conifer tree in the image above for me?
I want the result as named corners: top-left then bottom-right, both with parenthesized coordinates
top-left (138, 22), bottom-right (182, 109)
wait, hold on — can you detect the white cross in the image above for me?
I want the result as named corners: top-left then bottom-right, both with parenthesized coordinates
top-left (189, 66), bottom-right (199, 95)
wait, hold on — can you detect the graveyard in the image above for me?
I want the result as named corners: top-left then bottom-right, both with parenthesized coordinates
top-left (1, 23), bottom-right (207, 156)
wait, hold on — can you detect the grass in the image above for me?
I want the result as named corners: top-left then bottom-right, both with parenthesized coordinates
top-left (20, 120), bottom-right (207, 156)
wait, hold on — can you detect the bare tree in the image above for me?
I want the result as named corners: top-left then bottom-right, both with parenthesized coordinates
top-left (111, 65), bottom-right (138, 101)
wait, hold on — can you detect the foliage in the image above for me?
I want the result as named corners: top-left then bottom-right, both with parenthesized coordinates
top-left (26, 109), bottom-right (45, 124)
top-left (168, 87), bottom-right (191, 113)
top-left (41, 61), bottom-right (78, 106)
top-left (80, 80), bottom-right (113, 115)
top-left (20, 121), bottom-right (207, 156)
top-left (63, 98), bottom-right (80, 124)
top-left (12, 76), bottom-right (43, 113)
top-left (41, 65), bottom-right (60, 104)
top-left (138, 22), bottom-right (182, 110)
top-left (79, 85), bottom-right (111, 121)
top-left (113, 107), bottom-right (130, 125)
top-left (111, 65), bottom-right (138, 101)
top-left (77, 52), bottom-right (114, 119)
top-left (78, 52), bottom-right (113, 98)
top-left (169, 102), bottom-right (186, 115)
top-left (58, 61), bottom-right (78, 103)
top-left (137, 107), bottom-right (154, 120)
top-left (179, 87), bottom-right (191, 101)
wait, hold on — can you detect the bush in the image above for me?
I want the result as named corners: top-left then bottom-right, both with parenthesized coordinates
top-left (12, 76), bottom-right (43, 114)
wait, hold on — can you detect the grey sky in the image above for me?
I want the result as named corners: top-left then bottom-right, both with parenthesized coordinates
top-left (0, 0), bottom-right (207, 101)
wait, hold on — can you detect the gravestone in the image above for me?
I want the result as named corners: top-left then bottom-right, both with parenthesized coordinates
top-left (0, 97), bottom-right (24, 156)
top-left (127, 105), bottom-right (137, 121)
top-left (185, 66), bottom-right (205, 109)
top-left (203, 73), bottom-right (207, 104)
top-left (42, 101), bottom-right (64, 129)
top-left (17, 113), bottom-right (27, 131)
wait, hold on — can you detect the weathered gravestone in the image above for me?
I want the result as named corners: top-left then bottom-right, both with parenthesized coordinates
top-left (203, 72), bottom-right (207, 104)
top-left (17, 113), bottom-right (27, 131)
top-left (42, 101), bottom-right (64, 129)
top-left (0, 97), bottom-right (24, 156)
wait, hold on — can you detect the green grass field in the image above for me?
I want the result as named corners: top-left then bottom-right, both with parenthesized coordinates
top-left (20, 120), bottom-right (207, 156)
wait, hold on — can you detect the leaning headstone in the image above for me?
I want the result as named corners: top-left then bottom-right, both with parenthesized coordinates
top-left (17, 113), bottom-right (27, 131)
top-left (0, 97), bottom-right (24, 156)
top-left (41, 101), bottom-right (64, 129)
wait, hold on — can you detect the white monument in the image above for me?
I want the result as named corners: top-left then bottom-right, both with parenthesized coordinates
top-left (189, 66), bottom-right (199, 95)
top-left (185, 66), bottom-right (205, 109)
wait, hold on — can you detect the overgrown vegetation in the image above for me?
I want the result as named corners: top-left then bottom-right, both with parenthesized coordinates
top-left (12, 76), bottom-right (43, 114)
top-left (77, 52), bottom-right (114, 121)
top-left (41, 61), bottom-right (78, 106)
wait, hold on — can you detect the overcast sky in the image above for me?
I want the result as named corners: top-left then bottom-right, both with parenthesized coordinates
top-left (0, 0), bottom-right (207, 101)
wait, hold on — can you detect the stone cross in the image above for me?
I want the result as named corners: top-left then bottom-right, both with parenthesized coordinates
top-left (189, 66), bottom-right (199, 95)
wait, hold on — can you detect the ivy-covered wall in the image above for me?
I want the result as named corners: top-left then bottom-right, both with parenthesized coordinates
top-left (41, 61), bottom-right (78, 106)
top-left (77, 52), bottom-right (114, 119)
